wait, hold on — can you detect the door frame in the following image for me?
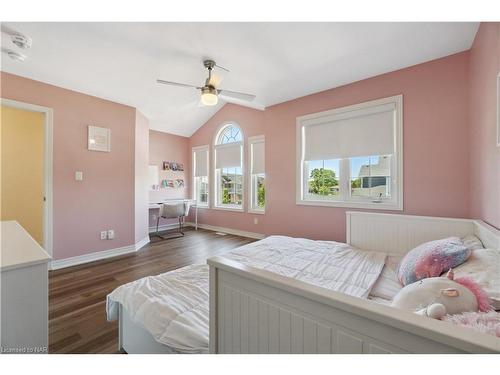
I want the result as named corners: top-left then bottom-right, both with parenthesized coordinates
top-left (1, 98), bottom-right (54, 256)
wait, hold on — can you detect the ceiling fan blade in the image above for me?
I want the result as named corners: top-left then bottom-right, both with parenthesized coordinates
top-left (157, 79), bottom-right (201, 89)
top-left (215, 63), bottom-right (230, 72)
top-left (218, 89), bottom-right (256, 102)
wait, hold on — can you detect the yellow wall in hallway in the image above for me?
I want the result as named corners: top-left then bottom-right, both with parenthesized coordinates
top-left (1, 105), bottom-right (45, 245)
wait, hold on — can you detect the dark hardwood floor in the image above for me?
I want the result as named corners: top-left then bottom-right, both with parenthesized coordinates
top-left (48, 228), bottom-right (255, 353)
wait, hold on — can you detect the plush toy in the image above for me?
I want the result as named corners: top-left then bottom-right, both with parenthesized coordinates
top-left (391, 269), bottom-right (492, 319)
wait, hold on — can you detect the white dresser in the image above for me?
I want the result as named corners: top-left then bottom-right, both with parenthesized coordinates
top-left (1, 221), bottom-right (51, 354)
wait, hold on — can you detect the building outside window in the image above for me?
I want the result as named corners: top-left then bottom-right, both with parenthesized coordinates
top-left (214, 123), bottom-right (244, 210)
top-left (297, 95), bottom-right (403, 210)
top-left (248, 135), bottom-right (265, 213)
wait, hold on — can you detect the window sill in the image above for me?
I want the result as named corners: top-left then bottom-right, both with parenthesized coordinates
top-left (248, 208), bottom-right (265, 215)
top-left (296, 198), bottom-right (403, 211)
top-left (212, 206), bottom-right (244, 213)
top-left (194, 204), bottom-right (210, 210)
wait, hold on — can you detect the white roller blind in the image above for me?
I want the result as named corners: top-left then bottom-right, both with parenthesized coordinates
top-left (303, 103), bottom-right (395, 161)
top-left (251, 141), bottom-right (265, 174)
top-left (194, 148), bottom-right (208, 177)
top-left (215, 143), bottom-right (242, 169)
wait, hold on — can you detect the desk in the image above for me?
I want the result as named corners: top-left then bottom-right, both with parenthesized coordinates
top-left (148, 199), bottom-right (198, 230)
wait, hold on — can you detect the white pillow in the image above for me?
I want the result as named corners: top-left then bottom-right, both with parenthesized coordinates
top-left (453, 248), bottom-right (500, 310)
top-left (461, 234), bottom-right (484, 251)
top-left (370, 255), bottom-right (403, 300)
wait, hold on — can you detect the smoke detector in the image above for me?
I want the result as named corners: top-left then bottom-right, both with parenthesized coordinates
top-left (11, 33), bottom-right (32, 49)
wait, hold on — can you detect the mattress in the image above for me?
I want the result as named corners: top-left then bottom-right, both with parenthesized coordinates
top-left (107, 236), bottom-right (388, 353)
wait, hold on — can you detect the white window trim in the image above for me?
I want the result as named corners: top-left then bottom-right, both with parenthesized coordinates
top-left (192, 144), bottom-right (210, 208)
top-left (296, 95), bottom-right (403, 210)
top-left (248, 135), bottom-right (265, 214)
top-left (213, 122), bottom-right (245, 212)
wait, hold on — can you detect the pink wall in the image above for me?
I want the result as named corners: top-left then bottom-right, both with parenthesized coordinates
top-left (469, 22), bottom-right (500, 229)
top-left (135, 110), bottom-right (150, 243)
top-left (1, 72), bottom-right (136, 260)
top-left (189, 104), bottom-right (268, 234)
top-left (190, 52), bottom-right (472, 241)
top-left (148, 129), bottom-right (190, 228)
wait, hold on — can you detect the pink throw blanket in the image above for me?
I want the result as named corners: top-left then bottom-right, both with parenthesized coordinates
top-left (443, 311), bottom-right (500, 338)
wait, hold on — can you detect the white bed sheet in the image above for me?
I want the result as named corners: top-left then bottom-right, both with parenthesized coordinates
top-left (107, 236), bottom-right (387, 353)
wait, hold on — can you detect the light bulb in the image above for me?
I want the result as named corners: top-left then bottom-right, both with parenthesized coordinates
top-left (201, 92), bottom-right (218, 106)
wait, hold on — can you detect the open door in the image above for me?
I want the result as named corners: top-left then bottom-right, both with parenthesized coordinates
top-left (1, 104), bottom-right (46, 246)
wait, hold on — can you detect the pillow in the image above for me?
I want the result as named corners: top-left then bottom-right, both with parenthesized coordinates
top-left (461, 234), bottom-right (484, 251)
top-left (453, 249), bottom-right (500, 310)
top-left (397, 237), bottom-right (471, 286)
top-left (370, 265), bottom-right (402, 300)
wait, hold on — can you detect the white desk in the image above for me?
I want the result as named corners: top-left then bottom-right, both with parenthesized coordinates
top-left (148, 199), bottom-right (198, 230)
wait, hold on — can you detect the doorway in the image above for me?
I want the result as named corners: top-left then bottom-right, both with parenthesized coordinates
top-left (1, 99), bottom-right (53, 255)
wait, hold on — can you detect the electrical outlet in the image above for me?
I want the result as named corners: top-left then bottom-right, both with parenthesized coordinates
top-left (107, 229), bottom-right (115, 240)
top-left (100, 231), bottom-right (107, 240)
top-left (254, 217), bottom-right (258, 225)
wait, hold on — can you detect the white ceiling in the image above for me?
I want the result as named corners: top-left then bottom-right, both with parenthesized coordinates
top-left (1, 22), bottom-right (478, 137)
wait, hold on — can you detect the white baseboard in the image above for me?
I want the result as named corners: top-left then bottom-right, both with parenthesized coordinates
top-left (186, 222), bottom-right (265, 240)
top-left (51, 223), bottom-right (263, 270)
top-left (50, 237), bottom-right (149, 270)
top-left (148, 222), bottom-right (183, 233)
top-left (135, 236), bottom-right (150, 251)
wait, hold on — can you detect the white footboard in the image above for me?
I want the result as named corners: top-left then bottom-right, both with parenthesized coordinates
top-left (208, 258), bottom-right (500, 354)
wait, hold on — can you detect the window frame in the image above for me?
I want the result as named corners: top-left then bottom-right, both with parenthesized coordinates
top-left (248, 135), bottom-right (265, 214)
top-left (192, 144), bottom-right (210, 208)
top-left (296, 95), bottom-right (403, 210)
top-left (213, 122), bottom-right (245, 212)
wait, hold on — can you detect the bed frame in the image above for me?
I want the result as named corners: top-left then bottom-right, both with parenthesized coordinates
top-left (118, 212), bottom-right (500, 354)
top-left (207, 212), bottom-right (500, 354)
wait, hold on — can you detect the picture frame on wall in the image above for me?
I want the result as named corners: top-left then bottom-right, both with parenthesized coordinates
top-left (88, 125), bottom-right (111, 152)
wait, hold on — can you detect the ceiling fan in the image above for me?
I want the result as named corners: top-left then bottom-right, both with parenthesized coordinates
top-left (157, 59), bottom-right (256, 106)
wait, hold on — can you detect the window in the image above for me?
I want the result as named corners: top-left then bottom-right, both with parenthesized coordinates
top-left (214, 123), bottom-right (244, 210)
top-left (192, 145), bottom-right (209, 207)
top-left (248, 135), bottom-right (265, 213)
top-left (297, 95), bottom-right (403, 210)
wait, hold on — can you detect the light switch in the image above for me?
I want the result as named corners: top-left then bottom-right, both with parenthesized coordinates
top-left (75, 171), bottom-right (83, 181)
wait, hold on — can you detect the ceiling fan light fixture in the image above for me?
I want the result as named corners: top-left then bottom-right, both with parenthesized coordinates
top-left (201, 87), bottom-right (218, 106)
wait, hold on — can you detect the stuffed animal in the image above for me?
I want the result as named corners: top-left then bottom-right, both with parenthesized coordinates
top-left (391, 270), bottom-right (492, 319)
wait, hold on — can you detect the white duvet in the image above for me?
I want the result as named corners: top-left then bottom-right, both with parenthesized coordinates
top-left (106, 236), bottom-right (386, 353)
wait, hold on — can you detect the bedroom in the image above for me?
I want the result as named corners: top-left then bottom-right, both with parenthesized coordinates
top-left (1, 0), bottom-right (499, 370)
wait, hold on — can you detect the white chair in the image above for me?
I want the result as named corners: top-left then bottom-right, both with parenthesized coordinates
top-left (154, 202), bottom-right (191, 240)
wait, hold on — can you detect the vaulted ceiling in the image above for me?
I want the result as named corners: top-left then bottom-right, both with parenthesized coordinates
top-left (1, 22), bottom-right (479, 136)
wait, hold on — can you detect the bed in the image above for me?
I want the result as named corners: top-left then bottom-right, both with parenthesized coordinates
top-left (107, 212), bottom-right (500, 354)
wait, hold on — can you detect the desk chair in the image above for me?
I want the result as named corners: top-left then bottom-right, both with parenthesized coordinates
top-left (154, 202), bottom-right (190, 240)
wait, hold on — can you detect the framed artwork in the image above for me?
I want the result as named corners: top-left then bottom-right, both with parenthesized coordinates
top-left (162, 161), bottom-right (184, 171)
top-left (88, 125), bottom-right (111, 152)
top-left (497, 73), bottom-right (500, 147)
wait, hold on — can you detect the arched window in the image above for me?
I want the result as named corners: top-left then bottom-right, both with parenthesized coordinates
top-left (214, 123), bottom-right (244, 209)
top-left (217, 124), bottom-right (243, 145)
